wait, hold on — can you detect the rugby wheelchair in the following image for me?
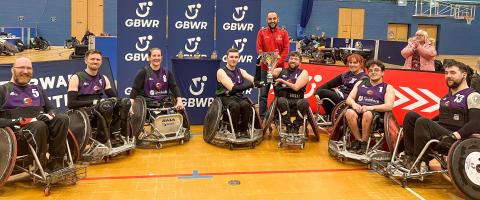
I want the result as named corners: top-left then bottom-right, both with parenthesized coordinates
top-left (203, 97), bottom-right (263, 150)
top-left (66, 98), bottom-right (136, 163)
top-left (0, 127), bottom-right (85, 196)
top-left (328, 108), bottom-right (401, 164)
top-left (131, 96), bottom-right (190, 149)
top-left (262, 97), bottom-right (320, 149)
top-left (371, 130), bottom-right (480, 200)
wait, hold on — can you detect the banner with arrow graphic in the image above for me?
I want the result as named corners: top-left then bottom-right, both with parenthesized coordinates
top-left (268, 65), bottom-right (447, 124)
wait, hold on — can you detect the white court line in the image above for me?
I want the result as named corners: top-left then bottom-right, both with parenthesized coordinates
top-left (389, 177), bottom-right (426, 200)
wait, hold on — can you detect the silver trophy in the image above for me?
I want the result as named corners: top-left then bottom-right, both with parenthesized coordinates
top-left (261, 51), bottom-right (279, 84)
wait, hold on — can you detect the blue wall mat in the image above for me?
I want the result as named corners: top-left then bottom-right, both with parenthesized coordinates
top-left (378, 40), bottom-right (408, 66)
top-left (104, 0), bottom-right (117, 35)
top-left (0, 0), bottom-right (70, 45)
top-left (95, 36), bottom-right (118, 80)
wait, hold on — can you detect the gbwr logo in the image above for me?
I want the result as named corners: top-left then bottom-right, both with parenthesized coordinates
top-left (125, 35), bottom-right (153, 61)
top-left (175, 3), bottom-right (208, 30)
top-left (223, 6), bottom-right (254, 31)
top-left (125, 1), bottom-right (160, 28)
top-left (221, 38), bottom-right (253, 63)
top-left (182, 75), bottom-right (213, 108)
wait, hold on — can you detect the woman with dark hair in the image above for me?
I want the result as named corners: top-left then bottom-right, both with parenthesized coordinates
top-left (314, 53), bottom-right (366, 117)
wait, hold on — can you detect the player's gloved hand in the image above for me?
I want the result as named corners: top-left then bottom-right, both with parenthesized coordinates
top-left (36, 114), bottom-right (52, 122)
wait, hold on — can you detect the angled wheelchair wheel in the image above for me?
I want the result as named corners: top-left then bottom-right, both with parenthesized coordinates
top-left (67, 109), bottom-right (92, 154)
top-left (0, 127), bottom-right (17, 187)
top-left (331, 100), bottom-right (347, 125)
top-left (131, 97), bottom-right (147, 138)
top-left (67, 130), bottom-right (81, 162)
top-left (203, 98), bottom-right (223, 143)
top-left (306, 108), bottom-right (320, 141)
top-left (329, 108), bottom-right (347, 141)
top-left (447, 138), bottom-right (480, 200)
top-left (384, 112), bottom-right (401, 153)
top-left (262, 98), bottom-right (278, 136)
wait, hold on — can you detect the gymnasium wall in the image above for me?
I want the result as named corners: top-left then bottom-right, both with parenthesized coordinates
top-left (261, 0), bottom-right (480, 55)
top-left (0, 0), bottom-right (70, 46)
top-left (1, 0), bottom-right (478, 55)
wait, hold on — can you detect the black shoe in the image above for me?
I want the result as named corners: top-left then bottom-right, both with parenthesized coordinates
top-left (350, 140), bottom-right (361, 151)
top-left (356, 141), bottom-right (368, 154)
top-left (46, 157), bottom-right (65, 173)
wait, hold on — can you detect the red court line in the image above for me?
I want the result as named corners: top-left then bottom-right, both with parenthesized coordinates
top-left (82, 168), bottom-right (368, 181)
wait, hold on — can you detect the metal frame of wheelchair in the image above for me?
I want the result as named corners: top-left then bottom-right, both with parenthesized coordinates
top-left (66, 104), bottom-right (136, 163)
top-left (262, 97), bottom-right (319, 150)
top-left (203, 97), bottom-right (263, 150)
top-left (0, 127), bottom-right (85, 196)
top-left (372, 131), bottom-right (480, 199)
top-left (328, 108), bottom-right (400, 165)
top-left (134, 97), bottom-right (190, 149)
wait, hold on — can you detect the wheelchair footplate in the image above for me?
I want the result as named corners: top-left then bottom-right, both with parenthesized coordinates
top-left (81, 140), bottom-right (110, 163)
top-left (108, 135), bottom-right (136, 156)
top-left (328, 140), bottom-right (375, 164)
top-left (138, 113), bottom-right (190, 149)
top-left (278, 132), bottom-right (306, 149)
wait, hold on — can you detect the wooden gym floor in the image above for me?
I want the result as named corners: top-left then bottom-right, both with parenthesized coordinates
top-left (0, 126), bottom-right (465, 200)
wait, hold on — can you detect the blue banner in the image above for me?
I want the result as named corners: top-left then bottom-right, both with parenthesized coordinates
top-left (216, 0), bottom-right (261, 101)
top-left (117, 0), bottom-right (167, 97)
top-left (168, 0), bottom-right (215, 60)
top-left (0, 59), bottom-right (114, 112)
top-left (172, 58), bottom-right (220, 124)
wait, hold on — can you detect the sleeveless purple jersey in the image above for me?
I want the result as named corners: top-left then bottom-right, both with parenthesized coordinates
top-left (356, 82), bottom-right (388, 106)
top-left (144, 66), bottom-right (169, 101)
top-left (340, 71), bottom-right (365, 98)
top-left (77, 71), bottom-right (105, 95)
top-left (439, 87), bottom-right (475, 129)
top-left (3, 83), bottom-right (45, 109)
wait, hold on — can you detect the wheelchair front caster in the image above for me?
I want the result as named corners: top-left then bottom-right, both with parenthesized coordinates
top-left (229, 143), bottom-right (234, 150)
top-left (104, 156), bottom-right (110, 163)
top-left (300, 143), bottom-right (305, 150)
top-left (44, 186), bottom-right (51, 196)
top-left (277, 142), bottom-right (283, 148)
top-left (250, 143), bottom-right (255, 149)
top-left (156, 143), bottom-right (162, 149)
top-left (401, 179), bottom-right (407, 188)
top-left (126, 149), bottom-right (134, 156)
top-left (179, 139), bottom-right (184, 145)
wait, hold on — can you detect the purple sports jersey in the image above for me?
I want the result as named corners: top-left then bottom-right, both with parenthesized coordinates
top-left (276, 67), bottom-right (305, 99)
top-left (356, 82), bottom-right (388, 106)
top-left (3, 83), bottom-right (45, 109)
top-left (340, 71), bottom-right (365, 98)
top-left (216, 66), bottom-right (244, 96)
top-left (144, 66), bottom-right (169, 101)
top-left (439, 87), bottom-right (475, 129)
top-left (77, 71), bottom-right (105, 95)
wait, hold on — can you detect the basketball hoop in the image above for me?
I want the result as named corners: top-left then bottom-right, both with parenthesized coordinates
top-left (465, 17), bottom-right (473, 25)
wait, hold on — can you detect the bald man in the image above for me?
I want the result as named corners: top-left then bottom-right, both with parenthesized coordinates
top-left (0, 57), bottom-right (69, 172)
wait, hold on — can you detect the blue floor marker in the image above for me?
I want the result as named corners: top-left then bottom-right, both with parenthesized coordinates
top-left (178, 170), bottom-right (213, 179)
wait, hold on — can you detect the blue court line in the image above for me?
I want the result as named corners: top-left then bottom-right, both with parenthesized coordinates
top-left (178, 170), bottom-right (213, 179)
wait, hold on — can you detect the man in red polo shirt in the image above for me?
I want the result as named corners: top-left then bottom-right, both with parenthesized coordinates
top-left (256, 10), bottom-right (290, 119)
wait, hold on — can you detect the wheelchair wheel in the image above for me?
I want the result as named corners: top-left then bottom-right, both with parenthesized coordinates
top-left (306, 108), bottom-right (320, 141)
top-left (131, 97), bottom-right (147, 138)
top-left (262, 98), bottom-right (278, 136)
top-left (67, 130), bottom-right (81, 162)
top-left (331, 100), bottom-right (347, 125)
top-left (0, 128), bottom-right (16, 187)
top-left (329, 108), bottom-right (347, 141)
top-left (203, 98), bottom-right (223, 143)
top-left (384, 112), bottom-right (401, 153)
top-left (447, 138), bottom-right (480, 200)
top-left (67, 109), bottom-right (92, 154)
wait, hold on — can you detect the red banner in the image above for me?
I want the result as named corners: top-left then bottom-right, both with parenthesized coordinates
top-left (267, 64), bottom-right (447, 124)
